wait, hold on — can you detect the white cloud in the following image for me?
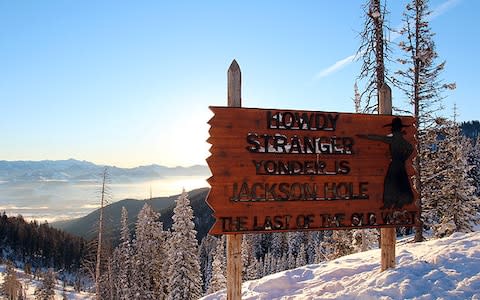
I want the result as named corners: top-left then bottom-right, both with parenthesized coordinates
top-left (429, 0), bottom-right (461, 20)
top-left (313, 54), bottom-right (357, 80)
top-left (313, 0), bottom-right (461, 81)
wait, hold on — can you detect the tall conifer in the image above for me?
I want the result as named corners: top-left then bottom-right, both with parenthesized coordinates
top-left (167, 190), bottom-right (203, 300)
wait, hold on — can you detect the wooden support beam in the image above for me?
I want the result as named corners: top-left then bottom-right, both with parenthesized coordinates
top-left (226, 59), bottom-right (243, 300)
top-left (227, 234), bottom-right (242, 300)
top-left (379, 83), bottom-right (396, 271)
top-left (228, 59), bottom-right (241, 107)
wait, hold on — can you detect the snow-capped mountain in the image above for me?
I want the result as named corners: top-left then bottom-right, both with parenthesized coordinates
top-left (0, 159), bottom-right (210, 183)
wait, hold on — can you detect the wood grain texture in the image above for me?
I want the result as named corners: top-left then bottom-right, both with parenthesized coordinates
top-left (206, 105), bottom-right (419, 234)
top-left (227, 234), bottom-right (242, 300)
top-left (225, 59), bottom-right (243, 300)
top-left (379, 82), bottom-right (396, 271)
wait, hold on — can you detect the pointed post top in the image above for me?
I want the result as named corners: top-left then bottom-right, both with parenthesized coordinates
top-left (229, 59), bottom-right (240, 72)
top-left (228, 59), bottom-right (241, 107)
top-left (378, 83), bottom-right (392, 115)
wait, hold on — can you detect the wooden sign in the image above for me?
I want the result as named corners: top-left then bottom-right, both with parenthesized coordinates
top-left (206, 106), bottom-right (419, 234)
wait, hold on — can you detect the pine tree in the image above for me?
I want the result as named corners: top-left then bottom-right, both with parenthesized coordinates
top-left (262, 252), bottom-right (276, 276)
top-left (306, 231), bottom-right (323, 264)
top-left (395, 0), bottom-right (456, 242)
top-left (167, 190), bottom-right (203, 300)
top-left (1, 261), bottom-right (22, 300)
top-left (319, 230), bottom-right (355, 260)
top-left (468, 136), bottom-right (480, 196)
top-left (429, 119), bottom-right (479, 235)
top-left (241, 234), bottom-right (257, 280)
top-left (295, 243), bottom-right (307, 267)
top-left (270, 232), bottom-right (287, 259)
top-left (352, 229), bottom-right (379, 252)
top-left (314, 241), bottom-right (327, 264)
top-left (198, 235), bottom-right (217, 293)
top-left (421, 119), bottom-right (446, 231)
top-left (131, 204), bottom-right (167, 299)
top-left (207, 238), bottom-right (226, 294)
top-left (34, 268), bottom-right (56, 300)
top-left (113, 207), bottom-right (133, 300)
top-left (286, 232), bottom-right (306, 268)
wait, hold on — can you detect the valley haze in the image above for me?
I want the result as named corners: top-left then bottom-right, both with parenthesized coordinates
top-left (0, 159), bottom-right (210, 222)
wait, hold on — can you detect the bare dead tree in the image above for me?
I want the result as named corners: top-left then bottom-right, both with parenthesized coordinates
top-left (357, 0), bottom-right (392, 112)
top-left (95, 167), bottom-right (111, 299)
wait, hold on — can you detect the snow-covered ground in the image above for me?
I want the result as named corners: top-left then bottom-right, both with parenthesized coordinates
top-left (203, 231), bottom-right (480, 300)
top-left (0, 266), bottom-right (94, 300)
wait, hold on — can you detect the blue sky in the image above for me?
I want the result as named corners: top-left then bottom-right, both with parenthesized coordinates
top-left (0, 0), bottom-right (477, 168)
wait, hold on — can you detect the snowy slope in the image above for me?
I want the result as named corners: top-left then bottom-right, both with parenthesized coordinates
top-left (0, 266), bottom-right (94, 300)
top-left (203, 231), bottom-right (480, 300)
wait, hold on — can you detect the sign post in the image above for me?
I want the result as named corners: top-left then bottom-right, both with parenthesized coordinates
top-left (379, 83), bottom-right (396, 271)
top-left (226, 59), bottom-right (242, 300)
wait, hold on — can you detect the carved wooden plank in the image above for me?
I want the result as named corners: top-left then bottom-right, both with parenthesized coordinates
top-left (206, 104), bottom-right (419, 235)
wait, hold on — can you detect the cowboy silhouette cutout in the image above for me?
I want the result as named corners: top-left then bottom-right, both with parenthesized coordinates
top-left (358, 117), bottom-right (414, 209)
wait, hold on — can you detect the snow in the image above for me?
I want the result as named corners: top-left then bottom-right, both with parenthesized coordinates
top-left (202, 231), bottom-right (480, 300)
top-left (0, 265), bottom-right (94, 299)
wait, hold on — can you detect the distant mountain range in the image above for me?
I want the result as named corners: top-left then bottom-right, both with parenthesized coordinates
top-left (0, 159), bottom-right (210, 183)
top-left (52, 187), bottom-right (213, 242)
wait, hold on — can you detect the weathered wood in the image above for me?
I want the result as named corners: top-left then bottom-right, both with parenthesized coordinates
top-left (228, 60), bottom-right (241, 108)
top-left (379, 83), bottom-right (396, 271)
top-left (226, 59), bottom-right (243, 300)
top-left (380, 226), bottom-right (396, 271)
top-left (379, 82), bottom-right (392, 115)
top-left (227, 234), bottom-right (242, 300)
top-left (206, 105), bottom-right (418, 235)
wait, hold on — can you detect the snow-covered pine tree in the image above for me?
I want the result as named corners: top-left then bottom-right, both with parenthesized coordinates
top-left (131, 204), bottom-right (167, 299)
top-left (305, 231), bottom-right (323, 264)
top-left (207, 237), bottom-right (227, 294)
top-left (113, 207), bottom-right (133, 300)
top-left (167, 190), bottom-right (203, 300)
top-left (421, 120), bottom-right (445, 232)
top-left (270, 232), bottom-right (287, 259)
top-left (242, 234), bottom-right (257, 280)
top-left (433, 118), bottom-right (479, 235)
top-left (333, 230), bottom-right (355, 259)
top-left (286, 232), bottom-right (306, 269)
top-left (198, 235), bottom-right (217, 293)
top-left (468, 136), bottom-right (480, 196)
top-left (262, 252), bottom-right (272, 276)
top-left (351, 229), bottom-right (379, 253)
top-left (34, 268), bottom-right (56, 300)
top-left (1, 261), bottom-right (22, 300)
top-left (276, 254), bottom-right (288, 273)
top-left (314, 241), bottom-right (327, 264)
top-left (251, 233), bottom-right (268, 260)
top-left (247, 257), bottom-right (262, 280)
top-left (319, 230), bottom-right (355, 260)
top-left (395, 0), bottom-right (456, 242)
top-left (295, 243), bottom-right (307, 268)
